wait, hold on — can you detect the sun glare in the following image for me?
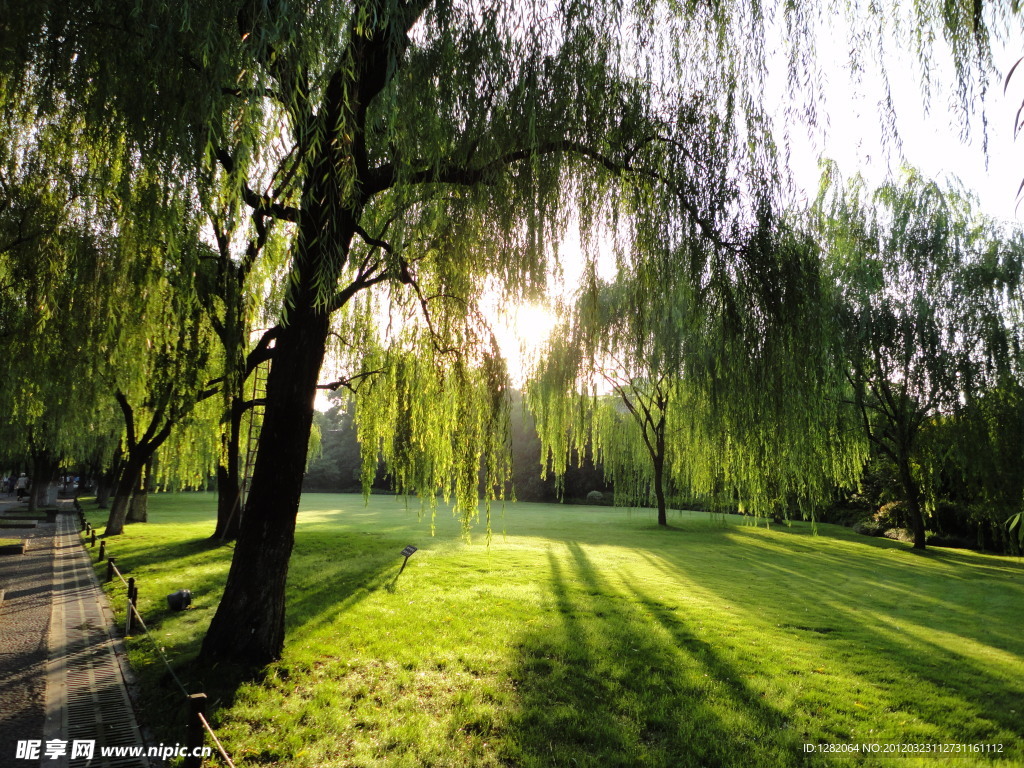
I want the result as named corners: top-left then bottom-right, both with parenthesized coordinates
top-left (491, 301), bottom-right (559, 384)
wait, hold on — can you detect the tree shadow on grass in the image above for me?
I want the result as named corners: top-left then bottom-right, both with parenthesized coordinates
top-left (283, 530), bottom-right (411, 639)
top-left (500, 543), bottom-right (806, 768)
top-left (632, 537), bottom-right (1024, 757)
top-left (117, 530), bottom-right (403, 753)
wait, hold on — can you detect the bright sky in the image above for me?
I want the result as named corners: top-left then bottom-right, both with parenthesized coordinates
top-left (779, 20), bottom-right (1024, 224)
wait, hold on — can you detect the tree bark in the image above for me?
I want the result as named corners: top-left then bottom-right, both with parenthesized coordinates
top-left (200, 301), bottom-right (333, 665)
top-left (29, 450), bottom-right (57, 511)
top-left (95, 479), bottom-right (112, 508)
top-left (652, 452), bottom-right (667, 527)
top-left (106, 453), bottom-right (146, 535)
top-left (96, 443), bottom-right (124, 509)
top-left (127, 455), bottom-right (154, 523)
top-left (896, 451), bottom-right (927, 550)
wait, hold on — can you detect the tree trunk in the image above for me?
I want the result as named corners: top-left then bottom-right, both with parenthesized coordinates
top-left (96, 444), bottom-right (124, 509)
top-left (127, 455), bottom-right (154, 523)
top-left (95, 478), bottom-right (112, 508)
top-left (200, 305), bottom-right (332, 665)
top-left (213, 398), bottom-right (243, 540)
top-left (201, 25), bottom-right (400, 664)
top-left (652, 413), bottom-right (668, 527)
top-left (29, 451), bottom-right (57, 512)
top-left (896, 452), bottom-right (927, 550)
top-left (105, 454), bottom-right (146, 535)
top-left (653, 453), bottom-right (667, 527)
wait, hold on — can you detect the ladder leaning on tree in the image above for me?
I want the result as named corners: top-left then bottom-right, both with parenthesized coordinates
top-left (223, 359), bottom-right (269, 540)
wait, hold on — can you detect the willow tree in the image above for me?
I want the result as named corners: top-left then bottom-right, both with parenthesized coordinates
top-left (0, 130), bottom-right (130, 505)
top-left (530, 225), bottom-right (862, 527)
top-left (529, 275), bottom-right (691, 526)
top-left (4, 0), bottom-right (1015, 664)
top-left (194, 201), bottom-right (290, 540)
top-left (815, 166), bottom-right (1023, 550)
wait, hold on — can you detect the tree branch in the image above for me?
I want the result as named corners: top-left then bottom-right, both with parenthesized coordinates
top-left (114, 390), bottom-right (137, 451)
top-left (316, 369), bottom-right (384, 394)
top-left (214, 147), bottom-right (301, 223)
top-left (245, 326), bottom-right (281, 376)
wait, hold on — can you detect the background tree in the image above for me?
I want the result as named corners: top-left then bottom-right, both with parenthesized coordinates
top-left (531, 225), bottom-right (860, 527)
top-left (102, 258), bottom-right (218, 536)
top-left (0, 137), bottom-right (127, 507)
top-left (816, 166), bottom-right (1023, 550)
top-left (530, 277), bottom-right (688, 526)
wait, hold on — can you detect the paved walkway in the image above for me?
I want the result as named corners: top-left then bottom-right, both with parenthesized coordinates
top-left (0, 498), bottom-right (53, 766)
top-left (0, 499), bottom-right (150, 767)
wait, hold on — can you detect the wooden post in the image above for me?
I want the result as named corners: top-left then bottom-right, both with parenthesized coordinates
top-left (90, 530), bottom-right (97, 547)
top-left (106, 557), bottom-right (116, 583)
top-left (184, 693), bottom-right (208, 768)
top-left (126, 577), bottom-right (136, 635)
top-left (97, 540), bottom-right (106, 562)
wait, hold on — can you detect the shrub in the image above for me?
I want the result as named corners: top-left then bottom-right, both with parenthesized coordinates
top-left (882, 528), bottom-right (914, 543)
top-left (586, 490), bottom-right (606, 504)
top-left (853, 519), bottom-right (885, 537)
top-left (874, 501), bottom-right (909, 529)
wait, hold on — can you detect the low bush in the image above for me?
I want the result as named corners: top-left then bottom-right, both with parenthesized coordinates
top-left (874, 501), bottom-right (909, 529)
top-left (852, 519), bottom-right (884, 537)
top-left (882, 527), bottom-right (914, 543)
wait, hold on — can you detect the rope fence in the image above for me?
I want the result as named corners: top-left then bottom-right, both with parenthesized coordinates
top-left (74, 500), bottom-right (234, 767)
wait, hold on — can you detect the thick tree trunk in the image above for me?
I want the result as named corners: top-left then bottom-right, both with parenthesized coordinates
top-left (200, 307), bottom-right (331, 665)
top-left (896, 453), bottom-right (927, 550)
top-left (213, 398), bottom-right (243, 540)
top-left (29, 451), bottom-right (57, 511)
top-left (127, 456), bottom-right (154, 523)
top-left (105, 454), bottom-right (146, 535)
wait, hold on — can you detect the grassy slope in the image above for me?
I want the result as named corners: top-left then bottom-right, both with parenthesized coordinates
top-left (85, 494), bottom-right (1024, 768)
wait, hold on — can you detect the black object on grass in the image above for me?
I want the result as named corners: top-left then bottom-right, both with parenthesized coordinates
top-left (398, 545), bottom-right (417, 575)
top-left (167, 589), bottom-right (193, 611)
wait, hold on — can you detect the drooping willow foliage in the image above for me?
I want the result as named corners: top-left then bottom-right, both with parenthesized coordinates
top-left (813, 164), bottom-right (1024, 549)
top-left (1, 0), bottom-right (1012, 509)
top-left (529, 221), bottom-right (867, 525)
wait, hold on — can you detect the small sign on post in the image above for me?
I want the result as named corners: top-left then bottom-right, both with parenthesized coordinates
top-left (398, 545), bottom-right (417, 575)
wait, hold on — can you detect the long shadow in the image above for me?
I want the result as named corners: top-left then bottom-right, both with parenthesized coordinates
top-left (283, 530), bottom-right (411, 639)
top-left (119, 529), bottom-right (403, 749)
top-left (684, 529), bottom-right (1024, 648)
top-left (633, 538), bottom-right (1024, 755)
top-left (502, 543), bottom-right (807, 767)
top-left (97, 535), bottom-right (229, 571)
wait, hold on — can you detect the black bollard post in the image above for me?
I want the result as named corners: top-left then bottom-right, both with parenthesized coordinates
top-left (97, 540), bottom-right (106, 562)
top-left (106, 557), bottom-right (116, 583)
top-left (184, 693), bottom-right (209, 768)
top-left (126, 578), bottom-right (136, 635)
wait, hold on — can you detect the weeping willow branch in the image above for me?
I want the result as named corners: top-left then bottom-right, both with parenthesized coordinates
top-left (316, 368), bottom-right (384, 394)
top-left (213, 147), bottom-right (300, 223)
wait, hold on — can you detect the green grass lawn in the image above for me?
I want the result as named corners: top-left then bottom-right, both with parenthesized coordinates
top-left (84, 493), bottom-right (1024, 768)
